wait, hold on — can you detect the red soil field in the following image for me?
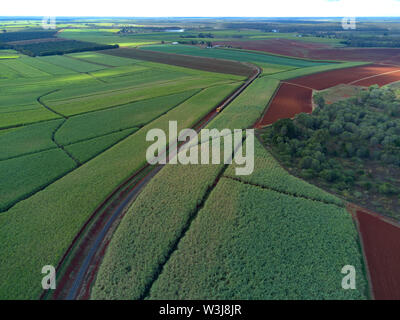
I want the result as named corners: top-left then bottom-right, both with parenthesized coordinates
top-left (215, 39), bottom-right (331, 58)
top-left (288, 64), bottom-right (400, 90)
top-left (256, 83), bottom-right (312, 127)
top-left (351, 70), bottom-right (400, 87)
top-left (215, 39), bottom-right (400, 65)
top-left (356, 210), bottom-right (400, 300)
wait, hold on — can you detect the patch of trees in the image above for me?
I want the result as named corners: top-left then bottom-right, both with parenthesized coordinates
top-left (262, 86), bottom-right (400, 199)
top-left (340, 35), bottom-right (400, 47)
top-left (118, 26), bottom-right (183, 34)
top-left (0, 31), bottom-right (57, 43)
top-left (12, 40), bottom-right (118, 56)
top-left (177, 40), bottom-right (207, 45)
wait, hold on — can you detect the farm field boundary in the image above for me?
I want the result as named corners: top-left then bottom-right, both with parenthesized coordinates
top-left (256, 83), bottom-right (312, 127)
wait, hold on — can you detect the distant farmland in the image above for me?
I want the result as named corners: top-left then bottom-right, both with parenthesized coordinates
top-left (103, 47), bottom-right (256, 76)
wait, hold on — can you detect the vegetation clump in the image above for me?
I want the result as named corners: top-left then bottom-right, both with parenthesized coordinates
top-left (262, 85), bottom-right (400, 218)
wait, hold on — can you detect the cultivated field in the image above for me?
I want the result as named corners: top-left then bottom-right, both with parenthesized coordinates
top-left (2, 17), bottom-right (400, 301)
top-left (139, 44), bottom-right (331, 68)
top-left (289, 64), bottom-right (400, 90)
top-left (148, 177), bottom-right (368, 299)
top-left (355, 209), bottom-right (400, 300)
top-left (216, 38), bottom-right (400, 65)
top-left (256, 83), bottom-right (312, 127)
top-left (0, 41), bottom-right (245, 299)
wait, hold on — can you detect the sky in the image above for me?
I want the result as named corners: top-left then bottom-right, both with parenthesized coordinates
top-left (1, 0), bottom-right (400, 17)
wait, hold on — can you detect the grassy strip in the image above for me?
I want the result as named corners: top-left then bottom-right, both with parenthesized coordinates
top-left (148, 177), bottom-right (368, 300)
top-left (2, 59), bottom-right (50, 78)
top-left (38, 55), bottom-right (107, 73)
top-left (55, 90), bottom-right (199, 145)
top-left (221, 47), bottom-right (342, 63)
top-left (64, 128), bottom-right (138, 164)
top-left (67, 52), bottom-right (139, 67)
top-left (266, 61), bottom-right (370, 81)
top-left (224, 138), bottom-right (343, 206)
top-left (0, 107), bottom-right (61, 129)
top-left (0, 148), bottom-right (77, 212)
top-left (0, 119), bottom-right (62, 160)
top-left (206, 76), bottom-right (280, 130)
top-left (46, 77), bottom-right (233, 116)
top-left (20, 57), bottom-right (76, 75)
top-left (0, 83), bottom-right (238, 299)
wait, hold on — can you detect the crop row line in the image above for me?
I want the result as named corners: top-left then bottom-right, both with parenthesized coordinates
top-left (84, 71), bottom-right (108, 84)
top-left (223, 175), bottom-right (344, 208)
top-left (46, 85), bottom-right (207, 119)
top-left (1, 88), bottom-right (207, 212)
top-left (37, 89), bottom-right (67, 119)
top-left (140, 137), bottom-right (248, 300)
top-left (139, 163), bottom-right (229, 300)
top-left (51, 120), bottom-right (81, 166)
top-left (37, 91), bottom-right (81, 165)
top-left (43, 73), bottom-right (196, 104)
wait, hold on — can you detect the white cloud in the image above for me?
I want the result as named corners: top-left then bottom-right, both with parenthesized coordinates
top-left (1, 0), bottom-right (399, 17)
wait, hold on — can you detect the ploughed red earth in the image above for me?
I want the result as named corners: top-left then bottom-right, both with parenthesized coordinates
top-left (255, 83), bottom-right (312, 127)
top-left (356, 210), bottom-right (400, 300)
top-left (215, 39), bottom-right (400, 65)
top-left (289, 64), bottom-right (400, 90)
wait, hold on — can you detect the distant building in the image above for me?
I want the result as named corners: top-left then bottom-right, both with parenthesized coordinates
top-left (172, 42), bottom-right (179, 45)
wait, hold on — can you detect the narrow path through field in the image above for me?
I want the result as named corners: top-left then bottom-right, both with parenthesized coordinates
top-left (37, 90), bottom-right (80, 166)
top-left (281, 81), bottom-right (315, 91)
top-left (348, 68), bottom-right (400, 85)
top-left (43, 65), bottom-right (261, 300)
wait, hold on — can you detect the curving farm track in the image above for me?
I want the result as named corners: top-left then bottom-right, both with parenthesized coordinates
top-left (42, 65), bottom-right (261, 300)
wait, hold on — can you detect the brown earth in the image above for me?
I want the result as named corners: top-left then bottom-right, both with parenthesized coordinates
top-left (215, 39), bottom-right (400, 65)
top-left (256, 82), bottom-right (312, 127)
top-left (355, 209), bottom-right (400, 300)
top-left (288, 64), bottom-right (400, 90)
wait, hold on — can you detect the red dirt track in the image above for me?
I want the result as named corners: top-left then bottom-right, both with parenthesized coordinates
top-left (256, 83), bottom-right (312, 127)
top-left (356, 210), bottom-right (400, 300)
top-left (215, 39), bottom-right (400, 65)
top-left (289, 64), bottom-right (400, 90)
